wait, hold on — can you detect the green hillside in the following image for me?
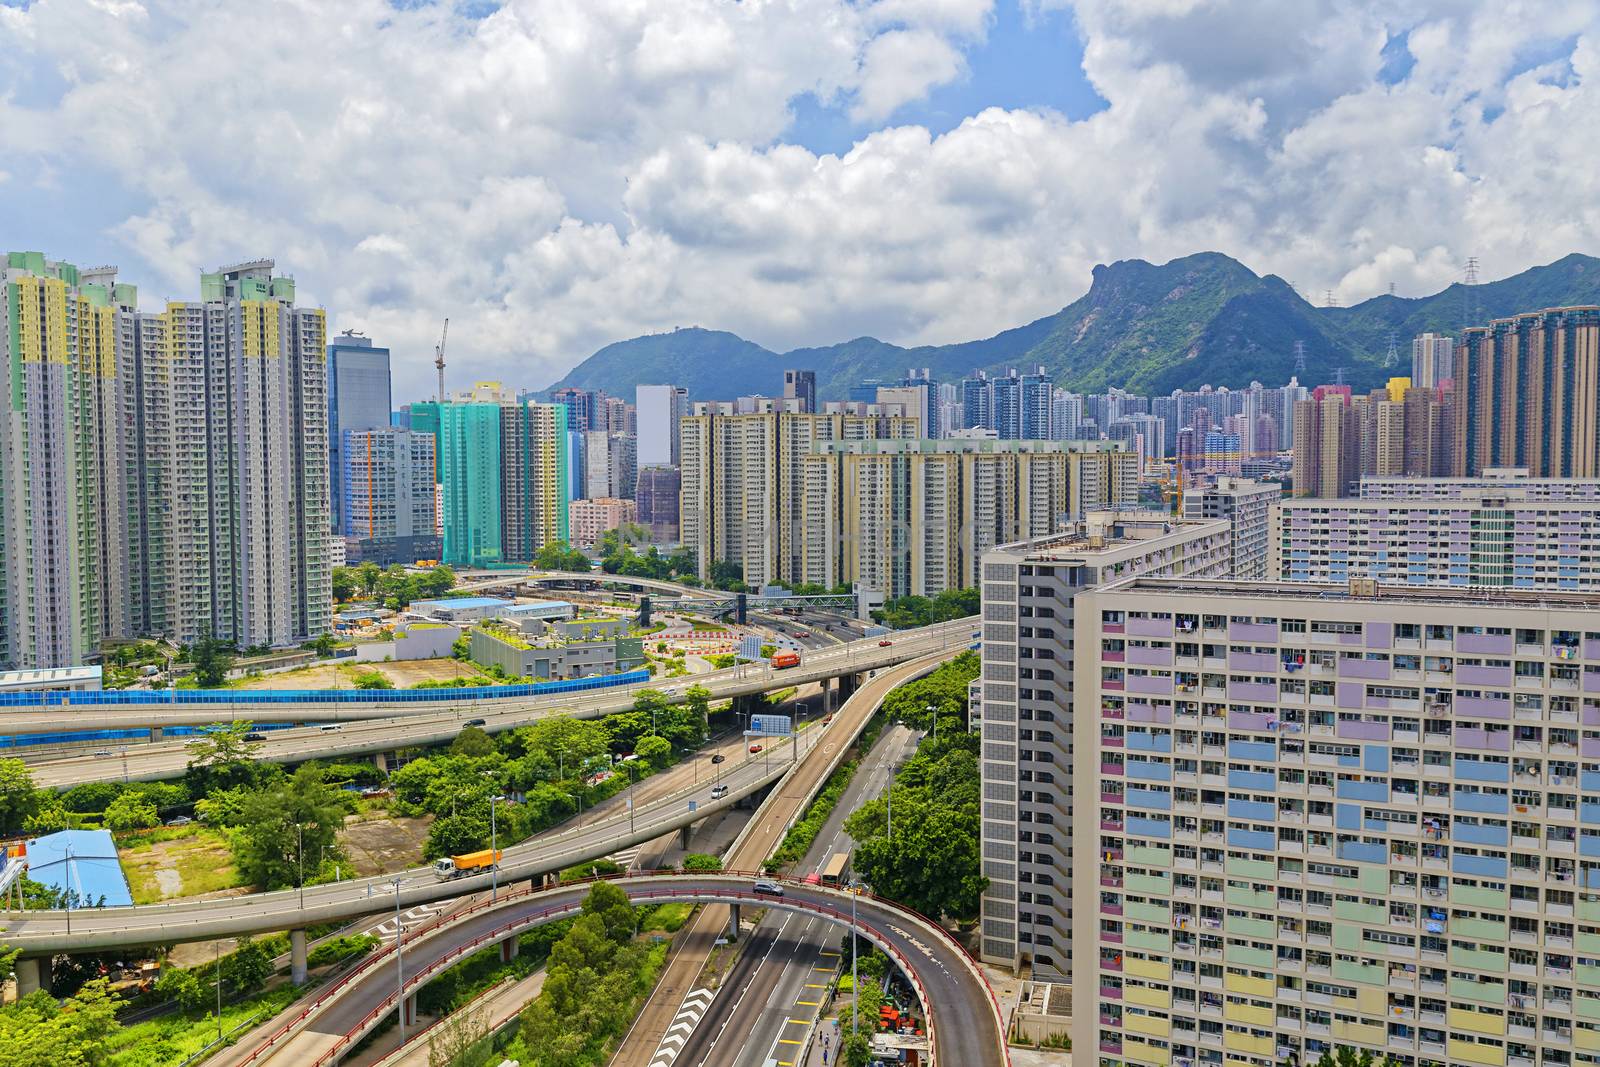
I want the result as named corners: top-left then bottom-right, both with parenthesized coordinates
top-left (545, 252), bottom-right (1600, 400)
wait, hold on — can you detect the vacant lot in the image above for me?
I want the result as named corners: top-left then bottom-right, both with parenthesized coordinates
top-left (341, 811), bottom-right (434, 876)
top-left (237, 658), bottom-right (491, 691)
top-left (119, 826), bottom-right (244, 904)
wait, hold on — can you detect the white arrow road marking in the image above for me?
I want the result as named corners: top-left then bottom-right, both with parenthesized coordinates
top-left (648, 986), bottom-right (718, 1066)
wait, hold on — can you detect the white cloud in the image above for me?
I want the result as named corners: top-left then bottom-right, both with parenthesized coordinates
top-left (2, 0), bottom-right (1599, 396)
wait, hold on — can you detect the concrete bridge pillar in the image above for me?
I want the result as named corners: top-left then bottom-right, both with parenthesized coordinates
top-left (818, 678), bottom-right (831, 715)
top-left (727, 904), bottom-right (741, 941)
top-left (149, 726), bottom-right (163, 742)
top-left (403, 993), bottom-right (418, 1027)
top-left (290, 928), bottom-right (308, 985)
top-left (373, 751), bottom-right (389, 774)
top-left (837, 672), bottom-right (859, 700)
top-left (14, 957), bottom-right (43, 997)
top-left (499, 936), bottom-right (520, 963)
top-left (678, 823), bottom-right (694, 850)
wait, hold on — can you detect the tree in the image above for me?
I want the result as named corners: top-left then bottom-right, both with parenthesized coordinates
top-left (224, 936), bottom-right (274, 995)
top-left (350, 668), bottom-right (393, 690)
top-left (681, 853), bottom-right (721, 871)
top-left (0, 759), bottom-right (43, 835)
top-left (155, 967), bottom-right (210, 1013)
top-left (232, 765), bottom-right (347, 889)
top-left (424, 812), bottom-right (491, 861)
top-left (706, 559), bottom-right (745, 592)
top-left (581, 879), bottom-right (637, 942)
top-left (190, 633), bottom-right (235, 688)
top-left (635, 734), bottom-right (672, 771)
top-left (535, 540), bottom-right (592, 573)
top-left (683, 684), bottom-right (712, 736)
top-left (839, 1028), bottom-right (873, 1067)
top-left (427, 1003), bottom-right (490, 1067)
top-left (303, 633), bottom-right (340, 657)
top-left (356, 561), bottom-right (383, 597)
top-left (331, 568), bottom-right (357, 603)
top-left (449, 724), bottom-right (496, 758)
top-left (102, 793), bottom-right (158, 831)
top-left (185, 722), bottom-right (265, 795)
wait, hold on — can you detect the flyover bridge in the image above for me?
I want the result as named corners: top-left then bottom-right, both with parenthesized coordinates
top-left (16, 621), bottom-right (972, 788)
top-left (232, 874), bottom-right (1008, 1067)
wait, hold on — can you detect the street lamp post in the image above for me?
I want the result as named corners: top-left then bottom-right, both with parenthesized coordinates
top-left (849, 880), bottom-right (860, 1039)
top-left (489, 794), bottom-right (506, 902)
top-left (297, 824), bottom-right (305, 909)
top-left (926, 704), bottom-right (937, 745)
top-left (393, 875), bottom-right (406, 1043)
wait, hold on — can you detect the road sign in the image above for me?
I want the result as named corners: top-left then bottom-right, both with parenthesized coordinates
top-left (749, 714), bottom-right (793, 737)
top-left (738, 635), bottom-right (764, 660)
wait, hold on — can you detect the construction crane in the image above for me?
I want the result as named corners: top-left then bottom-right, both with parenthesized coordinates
top-left (434, 318), bottom-right (449, 403)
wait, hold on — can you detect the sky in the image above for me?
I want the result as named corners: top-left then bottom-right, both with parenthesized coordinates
top-left (2, 0), bottom-right (1598, 400)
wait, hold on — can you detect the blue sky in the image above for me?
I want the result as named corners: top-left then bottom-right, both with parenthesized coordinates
top-left (1, 0), bottom-right (1597, 396)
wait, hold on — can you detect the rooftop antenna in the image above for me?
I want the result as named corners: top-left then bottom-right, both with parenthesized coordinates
top-left (434, 318), bottom-right (449, 403)
top-left (1388, 282), bottom-right (1396, 297)
top-left (1293, 341), bottom-right (1307, 374)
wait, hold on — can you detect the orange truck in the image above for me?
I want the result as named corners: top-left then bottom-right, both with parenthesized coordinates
top-left (431, 848), bottom-right (503, 880)
top-left (771, 650), bottom-right (801, 669)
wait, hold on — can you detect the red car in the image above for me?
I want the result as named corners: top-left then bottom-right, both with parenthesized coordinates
top-left (878, 639), bottom-right (893, 647)
top-left (749, 743), bottom-right (763, 754)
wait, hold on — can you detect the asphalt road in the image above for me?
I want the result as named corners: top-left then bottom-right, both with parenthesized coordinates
top-left (695, 723), bottom-right (921, 1067)
top-left (15, 622), bottom-right (971, 788)
top-left (232, 875), bottom-right (1005, 1067)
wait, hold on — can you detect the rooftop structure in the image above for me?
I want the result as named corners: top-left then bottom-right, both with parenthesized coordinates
top-left (26, 829), bottom-right (133, 908)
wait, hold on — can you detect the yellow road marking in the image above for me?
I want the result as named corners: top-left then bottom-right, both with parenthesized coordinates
top-left (778, 1039), bottom-right (802, 1045)
top-left (804, 983), bottom-right (827, 989)
top-left (795, 999), bottom-right (822, 1006)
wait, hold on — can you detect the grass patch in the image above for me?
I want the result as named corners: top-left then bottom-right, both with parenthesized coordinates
top-left (119, 826), bottom-right (241, 904)
top-left (106, 984), bottom-right (302, 1067)
top-left (640, 902), bottom-right (693, 933)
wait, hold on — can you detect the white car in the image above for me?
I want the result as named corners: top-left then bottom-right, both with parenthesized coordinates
top-left (710, 784), bottom-right (729, 799)
top-left (753, 880), bottom-right (784, 897)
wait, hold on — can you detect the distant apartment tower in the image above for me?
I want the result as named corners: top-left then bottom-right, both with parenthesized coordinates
top-left (962, 371), bottom-right (992, 432)
top-left (549, 386), bottom-right (597, 432)
top-left (678, 400), bottom-right (917, 587)
top-left (1452, 307), bottom-right (1600, 478)
top-left (327, 331), bottom-right (393, 536)
top-left (801, 439), bottom-right (1140, 599)
top-left (1274, 476), bottom-right (1600, 589)
top-left (1183, 476), bottom-right (1279, 578)
top-left (635, 384), bottom-right (687, 467)
top-left (340, 428), bottom-right (440, 565)
top-left (634, 465), bottom-right (681, 543)
top-left (1411, 330), bottom-right (1454, 387)
top-left (0, 253), bottom-right (135, 667)
top-left (583, 430), bottom-right (637, 501)
top-left (1290, 385), bottom-right (1357, 497)
top-left (975, 515), bottom-right (1234, 976)
top-left (568, 498), bottom-right (637, 550)
top-left (438, 383), bottom-right (570, 567)
top-left (783, 369), bottom-right (817, 413)
top-left (1070, 577), bottom-right (1600, 1067)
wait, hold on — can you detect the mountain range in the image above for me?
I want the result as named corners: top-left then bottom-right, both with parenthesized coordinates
top-left (546, 251), bottom-right (1600, 401)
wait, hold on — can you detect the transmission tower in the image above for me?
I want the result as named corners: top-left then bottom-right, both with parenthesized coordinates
top-left (1333, 366), bottom-right (1348, 386)
top-left (1463, 256), bottom-right (1480, 333)
top-left (1324, 289), bottom-right (1340, 308)
top-left (1383, 329), bottom-right (1399, 369)
top-left (1388, 282), bottom-right (1396, 297)
top-left (1293, 340), bottom-right (1307, 374)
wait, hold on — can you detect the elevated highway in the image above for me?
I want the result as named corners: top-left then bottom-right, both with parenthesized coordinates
top-left (232, 875), bottom-right (1007, 1067)
top-left (18, 622), bottom-right (971, 788)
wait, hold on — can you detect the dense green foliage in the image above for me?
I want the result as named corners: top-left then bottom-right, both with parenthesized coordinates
top-left (550, 253), bottom-right (1600, 399)
top-left (844, 654), bottom-right (984, 920)
top-left (0, 979), bottom-right (121, 1066)
top-left (534, 540), bottom-right (593, 572)
top-left (188, 634), bottom-right (234, 688)
top-left (596, 526), bottom-right (697, 581)
top-left (332, 563), bottom-right (456, 609)
top-left (501, 883), bottom-right (668, 1067)
top-left (230, 766), bottom-right (349, 890)
top-left (872, 588), bottom-right (978, 630)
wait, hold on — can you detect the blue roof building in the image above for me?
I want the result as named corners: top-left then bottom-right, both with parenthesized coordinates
top-left (26, 829), bottom-right (133, 908)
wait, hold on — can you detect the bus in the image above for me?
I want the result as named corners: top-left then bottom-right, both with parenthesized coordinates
top-left (820, 851), bottom-right (850, 887)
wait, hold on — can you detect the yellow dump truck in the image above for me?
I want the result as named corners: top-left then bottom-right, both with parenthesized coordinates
top-left (431, 848), bottom-right (503, 880)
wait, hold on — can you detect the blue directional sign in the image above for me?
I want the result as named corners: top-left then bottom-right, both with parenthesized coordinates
top-left (738, 635), bottom-right (765, 660)
top-left (749, 714), bottom-right (793, 737)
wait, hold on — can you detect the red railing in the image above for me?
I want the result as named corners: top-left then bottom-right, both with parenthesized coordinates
top-left (239, 871), bottom-right (1008, 1067)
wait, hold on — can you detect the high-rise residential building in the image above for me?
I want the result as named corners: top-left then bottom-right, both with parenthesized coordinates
top-left (1070, 577), bottom-right (1600, 1067)
top-left (327, 331), bottom-right (393, 536)
top-left (877, 383), bottom-right (938, 439)
top-left (340, 428), bottom-right (440, 565)
top-left (1291, 385), bottom-right (1358, 497)
top-left (974, 515), bottom-right (1234, 977)
top-left (438, 384), bottom-right (507, 568)
top-left (678, 400), bottom-right (917, 587)
top-left (1021, 369), bottom-right (1053, 440)
top-left (1051, 390), bottom-right (1085, 442)
top-left (500, 399), bottom-right (571, 562)
top-left (0, 253), bottom-right (136, 668)
top-left (1412, 331), bottom-right (1454, 388)
top-left (549, 386), bottom-right (597, 432)
top-left (783, 369), bottom-right (817, 414)
top-left (1203, 429), bottom-right (1244, 475)
top-left (800, 439), bottom-right (1140, 598)
top-left (635, 465), bottom-right (681, 542)
top-left (582, 430), bottom-right (636, 501)
top-left (568, 497), bottom-right (637, 550)
top-left (636, 384), bottom-right (687, 467)
top-left (993, 371), bottom-right (1023, 439)
top-left (1274, 477), bottom-right (1600, 589)
top-left (962, 371), bottom-right (992, 432)
top-left (140, 260), bottom-right (332, 649)
top-left (1453, 307), bottom-right (1600, 479)
top-left (1359, 469), bottom-right (1600, 500)
top-left (1184, 476), bottom-right (1280, 578)
top-left (402, 399), bottom-right (443, 483)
